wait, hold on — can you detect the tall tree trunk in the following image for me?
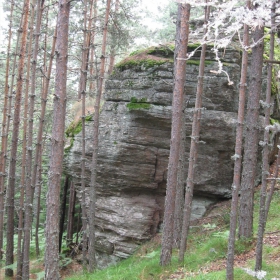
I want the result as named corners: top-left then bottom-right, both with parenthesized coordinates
top-left (67, 181), bottom-right (76, 245)
top-left (33, 21), bottom-right (56, 223)
top-left (160, 3), bottom-right (190, 266)
top-left (88, 0), bottom-right (111, 272)
top-left (265, 147), bottom-right (280, 220)
top-left (89, 0), bottom-right (98, 95)
top-left (238, 11), bottom-right (264, 239)
top-left (5, 0), bottom-right (30, 276)
top-left (107, 0), bottom-right (119, 75)
top-left (226, 2), bottom-right (250, 279)
top-left (59, 177), bottom-right (69, 252)
top-left (44, 0), bottom-right (70, 278)
top-left (178, 2), bottom-right (210, 263)
top-left (172, 5), bottom-right (186, 249)
top-left (0, 1), bottom-right (14, 259)
top-left (80, 0), bottom-right (89, 266)
top-left (22, 1), bottom-right (45, 278)
top-left (16, 2), bottom-right (36, 277)
top-left (255, 1), bottom-right (276, 271)
top-left (35, 147), bottom-right (43, 257)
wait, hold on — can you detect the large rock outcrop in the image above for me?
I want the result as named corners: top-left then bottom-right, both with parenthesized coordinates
top-left (64, 44), bottom-right (279, 267)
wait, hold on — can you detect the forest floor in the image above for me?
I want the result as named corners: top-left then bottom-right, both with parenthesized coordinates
top-left (1, 167), bottom-right (280, 279)
top-left (62, 182), bottom-right (280, 279)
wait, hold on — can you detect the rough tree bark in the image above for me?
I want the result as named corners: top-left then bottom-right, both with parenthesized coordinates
top-left (79, 0), bottom-right (90, 266)
top-left (16, 2), bottom-right (36, 277)
top-left (226, 2), bottom-right (250, 279)
top-left (34, 18), bottom-right (56, 258)
top-left (0, 0), bottom-right (14, 260)
top-left (59, 177), bottom-right (69, 252)
top-left (178, 2), bottom-right (210, 263)
top-left (173, 5), bottom-right (185, 249)
top-left (67, 181), bottom-right (76, 245)
top-left (88, 0), bottom-right (111, 272)
top-left (160, 3), bottom-right (191, 266)
top-left (44, 0), bottom-right (70, 278)
top-left (238, 11), bottom-right (264, 239)
top-left (255, 1), bottom-right (276, 271)
top-left (5, 0), bottom-right (30, 276)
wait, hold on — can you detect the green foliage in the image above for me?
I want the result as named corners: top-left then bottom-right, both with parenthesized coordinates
top-left (65, 115), bottom-right (93, 138)
top-left (126, 97), bottom-right (151, 110)
top-left (270, 117), bottom-right (280, 125)
top-left (115, 57), bottom-right (172, 71)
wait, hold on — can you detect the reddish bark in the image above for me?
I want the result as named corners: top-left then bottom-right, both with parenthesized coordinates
top-left (178, 2), bottom-right (210, 263)
top-left (44, 0), bottom-right (70, 278)
top-left (5, 0), bottom-right (30, 276)
top-left (160, 3), bottom-right (190, 266)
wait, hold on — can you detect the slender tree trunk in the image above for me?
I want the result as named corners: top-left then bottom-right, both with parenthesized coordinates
top-left (44, 0), bottom-right (70, 278)
top-left (226, 2), bottom-right (250, 279)
top-left (16, 2), bottom-right (36, 277)
top-left (107, 0), bottom-right (119, 75)
top-left (22, 1), bottom-right (44, 278)
top-left (0, 1), bottom-right (14, 259)
top-left (5, 0), bottom-right (30, 276)
top-left (80, 0), bottom-right (89, 266)
top-left (67, 181), bottom-right (76, 245)
top-left (255, 1), bottom-right (276, 271)
top-left (89, 0), bottom-right (98, 95)
top-left (59, 177), bottom-right (69, 252)
top-left (35, 148), bottom-right (43, 257)
top-left (238, 13), bottom-right (264, 239)
top-left (265, 148), bottom-right (280, 221)
top-left (160, 3), bottom-right (191, 266)
top-left (173, 107), bottom-right (187, 249)
top-left (33, 23), bottom-right (56, 221)
top-left (88, 0), bottom-right (111, 272)
top-left (172, 4), bottom-right (184, 249)
top-left (178, 2), bottom-right (210, 263)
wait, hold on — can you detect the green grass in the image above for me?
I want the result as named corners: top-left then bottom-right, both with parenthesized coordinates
top-left (65, 188), bottom-right (280, 280)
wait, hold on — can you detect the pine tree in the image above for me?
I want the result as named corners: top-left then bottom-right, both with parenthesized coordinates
top-left (160, 2), bottom-right (191, 266)
top-left (44, 0), bottom-right (70, 278)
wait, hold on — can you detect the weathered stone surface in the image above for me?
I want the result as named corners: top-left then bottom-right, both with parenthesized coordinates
top-left (64, 44), bottom-right (279, 268)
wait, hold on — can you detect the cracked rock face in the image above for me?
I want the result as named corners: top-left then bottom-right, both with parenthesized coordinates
top-left (64, 45), bottom-right (278, 268)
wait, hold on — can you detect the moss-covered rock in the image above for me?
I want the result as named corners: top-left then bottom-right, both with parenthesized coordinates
top-left (126, 97), bottom-right (151, 110)
top-left (64, 114), bottom-right (93, 152)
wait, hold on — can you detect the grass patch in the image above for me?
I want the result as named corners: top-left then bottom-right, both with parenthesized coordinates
top-left (65, 187), bottom-right (280, 279)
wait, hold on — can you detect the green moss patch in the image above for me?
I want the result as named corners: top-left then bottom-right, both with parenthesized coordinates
top-left (115, 56), bottom-right (172, 71)
top-left (126, 97), bottom-right (151, 110)
top-left (129, 44), bottom-right (175, 58)
top-left (65, 115), bottom-right (93, 138)
top-left (64, 114), bottom-right (93, 153)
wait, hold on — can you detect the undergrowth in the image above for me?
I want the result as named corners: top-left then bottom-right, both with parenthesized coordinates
top-left (66, 188), bottom-right (280, 280)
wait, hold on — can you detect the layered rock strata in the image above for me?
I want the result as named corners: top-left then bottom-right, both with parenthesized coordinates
top-left (64, 44), bottom-right (279, 267)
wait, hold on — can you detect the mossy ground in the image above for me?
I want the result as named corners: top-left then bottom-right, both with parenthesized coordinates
top-left (116, 43), bottom-right (215, 72)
